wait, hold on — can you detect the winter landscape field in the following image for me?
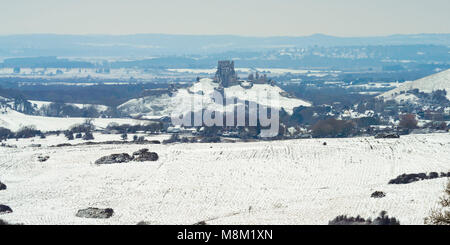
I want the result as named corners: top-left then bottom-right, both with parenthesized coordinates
top-left (1, 0), bottom-right (450, 231)
top-left (1, 132), bottom-right (449, 225)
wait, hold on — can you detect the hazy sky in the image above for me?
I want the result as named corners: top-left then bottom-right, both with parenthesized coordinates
top-left (2, 0), bottom-right (449, 36)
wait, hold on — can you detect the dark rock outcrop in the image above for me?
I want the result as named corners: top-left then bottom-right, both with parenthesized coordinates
top-left (0, 205), bottom-right (13, 214)
top-left (389, 172), bottom-right (450, 184)
top-left (37, 155), bottom-right (50, 162)
top-left (133, 149), bottom-right (159, 162)
top-left (133, 148), bottom-right (149, 156)
top-left (75, 207), bottom-right (114, 219)
top-left (95, 153), bottom-right (133, 164)
top-left (193, 221), bottom-right (208, 225)
top-left (375, 133), bottom-right (400, 139)
top-left (371, 191), bottom-right (386, 198)
top-left (0, 181), bottom-right (6, 191)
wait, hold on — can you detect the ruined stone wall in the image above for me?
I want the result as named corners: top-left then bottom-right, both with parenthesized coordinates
top-left (214, 60), bottom-right (238, 87)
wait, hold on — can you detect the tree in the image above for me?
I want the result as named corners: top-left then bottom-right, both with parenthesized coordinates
top-left (0, 127), bottom-right (12, 140)
top-left (121, 133), bottom-right (128, 141)
top-left (15, 126), bottom-right (41, 138)
top-left (311, 118), bottom-right (356, 138)
top-left (399, 114), bottom-right (418, 130)
top-left (64, 131), bottom-right (74, 140)
top-left (82, 132), bottom-right (94, 140)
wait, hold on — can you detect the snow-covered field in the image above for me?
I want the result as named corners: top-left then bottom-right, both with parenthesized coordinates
top-left (0, 108), bottom-right (151, 132)
top-left (29, 100), bottom-right (109, 112)
top-left (1, 133), bottom-right (449, 225)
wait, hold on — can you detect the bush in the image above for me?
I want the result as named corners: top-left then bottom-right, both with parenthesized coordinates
top-left (0, 127), bottom-right (12, 140)
top-left (15, 126), bottom-right (41, 139)
top-left (200, 136), bottom-right (221, 143)
top-left (355, 117), bottom-right (380, 128)
top-left (106, 122), bottom-right (163, 134)
top-left (64, 131), bottom-right (74, 140)
top-left (0, 219), bottom-right (21, 225)
top-left (329, 211), bottom-right (400, 225)
top-left (425, 181), bottom-right (450, 225)
top-left (399, 114), bottom-right (418, 130)
top-left (82, 132), bottom-right (94, 140)
top-left (311, 118), bottom-right (356, 138)
top-left (131, 135), bottom-right (146, 142)
top-left (163, 134), bottom-right (180, 144)
top-left (69, 119), bottom-right (95, 133)
top-left (121, 133), bottom-right (128, 141)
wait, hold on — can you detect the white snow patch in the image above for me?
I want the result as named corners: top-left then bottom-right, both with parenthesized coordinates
top-left (0, 134), bottom-right (449, 225)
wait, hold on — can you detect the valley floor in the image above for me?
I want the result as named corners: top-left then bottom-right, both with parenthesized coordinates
top-left (0, 133), bottom-right (449, 225)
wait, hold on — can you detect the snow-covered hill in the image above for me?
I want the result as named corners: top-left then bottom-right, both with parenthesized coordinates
top-left (0, 107), bottom-right (148, 132)
top-left (0, 133), bottom-right (449, 224)
top-left (29, 100), bottom-right (109, 113)
top-left (119, 78), bottom-right (311, 119)
top-left (379, 69), bottom-right (450, 101)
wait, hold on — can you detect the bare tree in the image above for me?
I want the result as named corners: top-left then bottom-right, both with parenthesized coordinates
top-left (425, 181), bottom-right (450, 225)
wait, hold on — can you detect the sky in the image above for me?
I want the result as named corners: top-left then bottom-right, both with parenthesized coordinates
top-left (2, 0), bottom-right (450, 37)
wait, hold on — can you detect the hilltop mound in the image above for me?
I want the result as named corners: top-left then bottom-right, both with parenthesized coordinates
top-left (118, 78), bottom-right (311, 119)
top-left (379, 69), bottom-right (450, 101)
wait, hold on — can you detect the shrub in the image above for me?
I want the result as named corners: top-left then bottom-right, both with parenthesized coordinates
top-left (15, 126), bottom-right (41, 139)
top-left (329, 211), bottom-right (400, 225)
top-left (311, 118), bottom-right (356, 138)
top-left (200, 136), bottom-right (221, 143)
top-left (106, 122), bottom-right (163, 134)
top-left (121, 133), bottom-right (128, 141)
top-left (82, 132), bottom-right (94, 140)
top-left (69, 119), bottom-right (95, 133)
top-left (0, 127), bottom-right (12, 140)
top-left (425, 181), bottom-right (450, 225)
top-left (399, 114), bottom-right (418, 130)
top-left (132, 135), bottom-right (145, 142)
top-left (64, 131), bottom-right (74, 140)
top-left (163, 134), bottom-right (180, 144)
top-left (0, 219), bottom-right (21, 225)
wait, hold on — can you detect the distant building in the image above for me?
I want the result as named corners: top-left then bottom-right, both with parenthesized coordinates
top-left (214, 60), bottom-right (238, 87)
top-left (213, 60), bottom-right (273, 89)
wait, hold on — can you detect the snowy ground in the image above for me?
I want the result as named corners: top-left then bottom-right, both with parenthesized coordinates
top-left (119, 78), bottom-right (310, 119)
top-left (0, 108), bottom-right (152, 132)
top-left (0, 133), bottom-right (449, 225)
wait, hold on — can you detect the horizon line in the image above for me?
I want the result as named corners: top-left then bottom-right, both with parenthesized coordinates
top-left (0, 32), bottom-right (449, 39)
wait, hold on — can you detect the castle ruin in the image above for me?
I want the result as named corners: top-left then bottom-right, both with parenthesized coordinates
top-left (214, 60), bottom-right (273, 88)
top-left (214, 60), bottom-right (238, 87)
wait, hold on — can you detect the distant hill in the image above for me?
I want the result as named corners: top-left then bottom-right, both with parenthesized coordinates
top-left (118, 78), bottom-right (310, 119)
top-left (0, 33), bottom-right (449, 57)
top-left (379, 69), bottom-right (450, 101)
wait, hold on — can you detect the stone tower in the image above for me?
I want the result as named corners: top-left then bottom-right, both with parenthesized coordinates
top-left (214, 60), bottom-right (237, 88)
